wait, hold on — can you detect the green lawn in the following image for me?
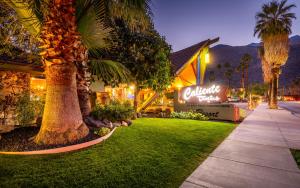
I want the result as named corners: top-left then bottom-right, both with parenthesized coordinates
top-left (0, 118), bottom-right (235, 188)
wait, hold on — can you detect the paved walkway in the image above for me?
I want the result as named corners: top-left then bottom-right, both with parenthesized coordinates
top-left (181, 103), bottom-right (300, 188)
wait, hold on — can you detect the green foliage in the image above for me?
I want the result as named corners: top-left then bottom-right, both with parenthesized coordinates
top-left (91, 100), bottom-right (134, 122)
top-left (15, 93), bottom-right (45, 126)
top-left (170, 111), bottom-right (209, 121)
top-left (15, 93), bottom-right (35, 125)
top-left (0, 2), bottom-right (39, 60)
top-left (33, 96), bottom-right (45, 118)
top-left (165, 92), bottom-right (175, 100)
top-left (250, 83), bottom-right (268, 96)
top-left (101, 18), bottom-right (173, 92)
top-left (291, 149), bottom-right (300, 169)
top-left (94, 127), bottom-right (111, 137)
top-left (89, 59), bottom-right (132, 87)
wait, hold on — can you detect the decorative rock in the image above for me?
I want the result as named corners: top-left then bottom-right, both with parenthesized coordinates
top-left (125, 120), bottom-right (132, 126)
top-left (84, 116), bottom-right (106, 128)
top-left (102, 119), bottom-right (113, 129)
top-left (84, 116), bottom-right (95, 126)
top-left (112, 122), bottom-right (121, 127)
top-left (105, 121), bottom-right (113, 129)
top-left (121, 121), bottom-right (128, 127)
top-left (132, 114), bottom-right (137, 120)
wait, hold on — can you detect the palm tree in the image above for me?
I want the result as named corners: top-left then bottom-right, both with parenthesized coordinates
top-left (237, 53), bottom-right (252, 90)
top-left (258, 47), bottom-right (272, 103)
top-left (254, 0), bottom-right (296, 109)
top-left (5, 0), bottom-right (150, 145)
top-left (223, 62), bottom-right (233, 89)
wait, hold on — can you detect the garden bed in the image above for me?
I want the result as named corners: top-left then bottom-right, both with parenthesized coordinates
top-left (0, 126), bottom-right (99, 152)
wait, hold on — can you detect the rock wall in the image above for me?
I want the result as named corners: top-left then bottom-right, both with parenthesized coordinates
top-left (0, 71), bottom-right (30, 133)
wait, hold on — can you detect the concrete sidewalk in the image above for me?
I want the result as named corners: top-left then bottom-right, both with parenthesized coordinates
top-left (181, 103), bottom-right (300, 188)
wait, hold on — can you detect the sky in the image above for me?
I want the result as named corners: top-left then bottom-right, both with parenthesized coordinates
top-left (151, 0), bottom-right (300, 51)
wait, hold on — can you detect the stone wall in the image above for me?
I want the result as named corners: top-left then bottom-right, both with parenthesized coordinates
top-left (0, 70), bottom-right (30, 133)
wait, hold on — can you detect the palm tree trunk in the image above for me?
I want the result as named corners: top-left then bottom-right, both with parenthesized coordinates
top-left (76, 59), bottom-right (92, 117)
top-left (270, 68), bottom-right (279, 109)
top-left (241, 71), bottom-right (245, 89)
top-left (267, 81), bottom-right (272, 105)
top-left (34, 0), bottom-right (89, 145)
top-left (35, 64), bottom-right (89, 145)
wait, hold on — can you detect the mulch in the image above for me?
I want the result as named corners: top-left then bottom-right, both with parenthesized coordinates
top-left (0, 126), bottom-right (100, 152)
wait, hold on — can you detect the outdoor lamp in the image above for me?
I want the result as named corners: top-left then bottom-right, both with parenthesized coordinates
top-left (205, 53), bottom-right (210, 63)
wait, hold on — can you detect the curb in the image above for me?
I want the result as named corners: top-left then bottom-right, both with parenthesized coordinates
top-left (0, 128), bottom-right (116, 155)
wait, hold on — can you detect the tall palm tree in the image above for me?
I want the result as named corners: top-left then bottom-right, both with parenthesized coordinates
top-left (258, 47), bottom-right (272, 103)
top-left (224, 62), bottom-right (233, 89)
top-left (237, 53), bottom-right (252, 90)
top-left (254, 0), bottom-right (296, 109)
top-left (4, 0), bottom-right (150, 145)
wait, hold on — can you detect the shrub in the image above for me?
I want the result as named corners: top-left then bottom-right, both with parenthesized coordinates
top-left (15, 93), bottom-right (45, 126)
top-left (16, 93), bottom-right (35, 125)
top-left (91, 100), bottom-right (134, 122)
top-left (170, 111), bottom-right (209, 121)
top-left (94, 127), bottom-right (111, 137)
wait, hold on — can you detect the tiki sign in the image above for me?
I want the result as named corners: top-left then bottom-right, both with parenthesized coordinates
top-left (179, 85), bottom-right (227, 104)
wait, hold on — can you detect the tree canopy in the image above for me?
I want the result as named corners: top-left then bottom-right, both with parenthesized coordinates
top-left (100, 18), bottom-right (173, 92)
top-left (254, 0), bottom-right (296, 39)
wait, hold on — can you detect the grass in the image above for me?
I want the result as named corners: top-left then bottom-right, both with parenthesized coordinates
top-left (291, 149), bottom-right (300, 169)
top-left (0, 118), bottom-right (235, 188)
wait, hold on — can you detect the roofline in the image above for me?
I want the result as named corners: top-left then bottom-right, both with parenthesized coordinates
top-left (0, 60), bottom-right (44, 77)
top-left (175, 37), bottom-right (219, 75)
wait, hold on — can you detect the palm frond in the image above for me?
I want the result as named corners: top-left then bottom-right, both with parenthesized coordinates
top-left (76, 0), bottom-right (112, 50)
top-left (109, 0), bottom-right (152, 31)
top-left (90, 59), bottom-right (132, 86)
top-left (4, 0), bottom-right (43, 36)
top-left (254, 0), bottom-right (296, 38)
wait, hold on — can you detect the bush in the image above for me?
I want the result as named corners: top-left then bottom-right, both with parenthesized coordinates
top-left (16, 93), bottom-right (35, 125)
top-left (15, 93), bottom-right (45, 126)
top-left (94, 127), bottom-right (111, 137)
top-left (91, 100), bottom-right (134, 122)
top-left (170, 111), bottom-right (209, 121)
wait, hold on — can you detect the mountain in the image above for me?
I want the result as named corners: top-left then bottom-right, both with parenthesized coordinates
top-left (246, 35), bottom-right (300, 47)
top-left (290, 35), bottom-right (300, 45)
top-left (205, 35), bottom-right (300, 88)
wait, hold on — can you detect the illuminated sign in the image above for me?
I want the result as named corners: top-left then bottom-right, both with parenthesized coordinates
top-left (179, 85), bottom-right (227, 103)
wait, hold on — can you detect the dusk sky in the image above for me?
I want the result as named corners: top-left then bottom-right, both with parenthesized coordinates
top-left (151, 0), bottom-right (300, 51)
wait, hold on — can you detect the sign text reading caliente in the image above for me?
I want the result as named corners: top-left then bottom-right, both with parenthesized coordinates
top-left (182, 85), bottom-right (221, 103)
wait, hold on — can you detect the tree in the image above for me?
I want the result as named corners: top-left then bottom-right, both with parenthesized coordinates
top-left (237, 53), bottom-right (252, 90)
top-left (101, 19), bottom-right (173, 112)
top-left (224, 68), bottom-right (234, 89)
top-left (258, 47), bottom-right (272, 103)
top-left (76, 0), bottom-right (151, 117)
top-left (4, 0), bottom-right (151, 145)
top-left (254, 0), bottom-right (296, 109)
top-left (223, 62), bottom-right (234, 89)
top-left (0, 2), bottom-right (38, 61)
